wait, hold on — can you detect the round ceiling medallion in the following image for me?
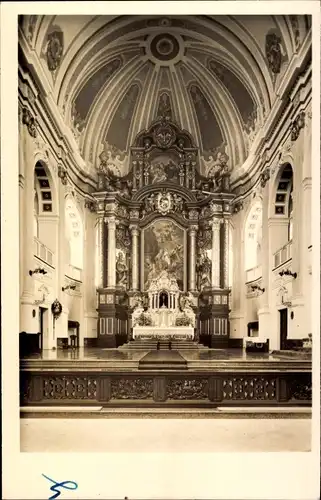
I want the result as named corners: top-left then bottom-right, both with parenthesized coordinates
top-left (150, 33), bottom-right (180, 61)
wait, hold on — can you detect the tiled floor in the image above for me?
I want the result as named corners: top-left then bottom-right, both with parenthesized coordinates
top-left (20, 417), bottom-right (311, 452)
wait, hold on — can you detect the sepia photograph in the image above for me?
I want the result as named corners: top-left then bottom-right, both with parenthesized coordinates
top-left (1, 3), bottom-right (320, 499)
top-left (18, 11), bottom-right (314, 449)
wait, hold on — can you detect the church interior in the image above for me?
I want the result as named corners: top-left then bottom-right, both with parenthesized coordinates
top-left (18, 14), bottom-right (312, 410)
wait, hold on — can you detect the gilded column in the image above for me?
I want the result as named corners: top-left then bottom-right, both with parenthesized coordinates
top-left (211, 218), bottom-right (222, 288)
top-left (188, 225), bottom-right (198, 291)
top-left (106, 217), bottom-right (117, 288)
top-left (130, 224), bottom-right (139, 291)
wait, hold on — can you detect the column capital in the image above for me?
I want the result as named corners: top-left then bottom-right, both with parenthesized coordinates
top-left (210, 217), bottom-right (223, 230)
top-left (129, 224), bottom-right (139, 236)
top-left (104, 216), bottom-right (118, 228)
top-left (188, 225), bottom-right (198, 233)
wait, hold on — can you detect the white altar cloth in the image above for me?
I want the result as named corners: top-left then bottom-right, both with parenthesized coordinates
top-left (133, 326), bottom-right (194, 340)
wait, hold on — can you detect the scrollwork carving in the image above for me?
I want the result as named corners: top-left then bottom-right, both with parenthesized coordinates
top-left (111, 378), bottom-right (154, 399)
top-left (116, 225), bottom-right (131, 251)
top-left (153, 118), bottom-right (176, 149)
top-left (58, 165), bottom-right (68, 185)
top-left (22, 107), bottom-right (37, 138)
top-left (188, 209), bottom-right (199, 221)
top-left (167, 379), bottom-right (208, 400)
top-left (260, 166), bottom-right (270, 188)
top-left (116, 204), bottom-right (129, 220)
top-left (291, 111), bottom-right (305, 141)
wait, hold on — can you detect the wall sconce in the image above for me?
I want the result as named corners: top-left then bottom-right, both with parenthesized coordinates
top-left (29, 268), bottom-right (47, 276)
top-left (62, 285), bottom-right (76, 292)
top-left (251, 285), bottom-right (265, 293)
top-left (279, 269), bottom-right (297, 279)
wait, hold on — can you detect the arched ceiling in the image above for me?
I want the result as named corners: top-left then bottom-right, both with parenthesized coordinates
top-left (20, 14), bottom-right (311, 177)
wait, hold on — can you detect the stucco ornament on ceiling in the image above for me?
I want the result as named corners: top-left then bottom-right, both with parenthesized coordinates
top-left (46, 30), bottom-right (64, 72)
top-left (23, 14), bottom-right (310, 183)
top-left (265, 30), bottom-right (287, 75)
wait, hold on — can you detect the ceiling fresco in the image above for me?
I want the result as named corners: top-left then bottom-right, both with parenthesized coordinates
top-left (20, 14), bottom-right (311, 178)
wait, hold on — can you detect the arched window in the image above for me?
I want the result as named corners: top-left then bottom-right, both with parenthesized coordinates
top-left (244, 202), bottom-right (263, 271)
top-left (65, 198), bottom-right (84, 269)
top-left (274, 163), bottom-right (294, 245)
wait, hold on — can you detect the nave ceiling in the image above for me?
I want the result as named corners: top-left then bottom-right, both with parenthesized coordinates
top-left (19, 14), bottom-right (311, 181)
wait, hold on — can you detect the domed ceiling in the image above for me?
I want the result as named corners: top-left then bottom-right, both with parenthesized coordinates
top-left (21, 14), bottom-right (311, 178)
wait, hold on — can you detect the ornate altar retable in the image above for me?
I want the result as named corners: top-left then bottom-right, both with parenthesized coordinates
top-left (92, 116), bottom-right (233, 348)
top-left (132, 271), bottom-right (194, 340)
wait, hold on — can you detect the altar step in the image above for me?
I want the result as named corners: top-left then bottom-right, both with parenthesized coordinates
top-left (120, 340), bottom-right (208, 350)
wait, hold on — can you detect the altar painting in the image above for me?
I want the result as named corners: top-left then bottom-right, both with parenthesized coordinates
top-left (143, 220), bottom-right (184, 290)
top-left (149, 155), bottom-right (180, 185)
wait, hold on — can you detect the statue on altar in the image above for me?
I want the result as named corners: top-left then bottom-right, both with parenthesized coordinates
top-left (196, 249), bottom-right (212, 291)
top-left (116, 252), bottom-right (128, 288)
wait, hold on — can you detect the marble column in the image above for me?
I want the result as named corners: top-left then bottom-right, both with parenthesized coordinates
top-left (96, 216), bottom-right (104, 288)
top-left (211, 218), bottom-right (222, 288)
top-left (223, 219), bottom-right (230, 289)
top-left (188, 225), bottom-right (198, 291)
top-left (130, 224), bottom-right (139, 291)
top-left (107, 217), bottom-right (117, 288)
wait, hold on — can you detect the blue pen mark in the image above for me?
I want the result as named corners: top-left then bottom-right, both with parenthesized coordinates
top-left (42, 474), bottom-right (78, 500)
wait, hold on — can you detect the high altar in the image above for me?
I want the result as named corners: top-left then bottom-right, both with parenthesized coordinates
top-left (92, 117), bottom-right (234, 348)
top-left (132, 271), bottom-right (195, 340)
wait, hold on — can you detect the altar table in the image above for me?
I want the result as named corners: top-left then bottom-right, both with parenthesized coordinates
top-left (133, 326), bottom-right (194, 340)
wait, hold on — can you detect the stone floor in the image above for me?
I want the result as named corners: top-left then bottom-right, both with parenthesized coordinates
top-left (20, 417), bottom-right (311, 452)
top-left (21, 347), bottom-right (310, 362)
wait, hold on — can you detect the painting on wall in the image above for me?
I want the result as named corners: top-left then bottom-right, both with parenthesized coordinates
top-left (143, 219), bottom-right (185, 290)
